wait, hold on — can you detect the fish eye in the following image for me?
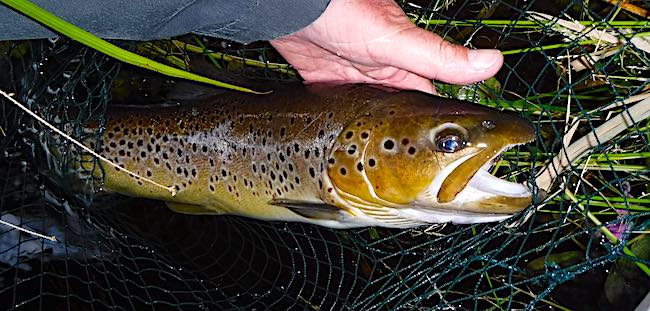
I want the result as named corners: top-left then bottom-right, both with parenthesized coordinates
top-left (431, 123), bottom-right (468, 153)
top-left (436, 134), bottom-right (464, 153)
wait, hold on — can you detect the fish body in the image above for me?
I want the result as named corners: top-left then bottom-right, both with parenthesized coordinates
top-left (90, 84), bottom-right (535, 228)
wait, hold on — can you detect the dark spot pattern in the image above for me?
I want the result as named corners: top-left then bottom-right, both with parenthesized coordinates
top-left (100, 102), bottom-right (341, 207)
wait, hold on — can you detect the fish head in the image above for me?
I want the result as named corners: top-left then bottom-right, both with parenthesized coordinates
top-left (325, 91), bottom-right (535, 224)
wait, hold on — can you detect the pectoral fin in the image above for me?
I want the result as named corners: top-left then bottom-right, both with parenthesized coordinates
top-left (269, 199), bottom-right (346, 221)
top-left (165, 202), bottom-right (225, 215)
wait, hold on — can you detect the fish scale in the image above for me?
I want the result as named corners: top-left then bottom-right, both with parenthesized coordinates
top-left (83, 84), bottom-right (536, 228)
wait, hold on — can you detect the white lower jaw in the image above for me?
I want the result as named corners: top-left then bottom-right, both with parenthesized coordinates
top-left (464, 168), bottom-right (530, 199)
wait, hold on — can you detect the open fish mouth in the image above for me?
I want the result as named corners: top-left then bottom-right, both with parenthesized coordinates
top-left (461, 145), bottom-right (532, 209)
top-left (413, 143), bottom-right (533, 222)
top-left (444, 143), bottom-right (532, 212)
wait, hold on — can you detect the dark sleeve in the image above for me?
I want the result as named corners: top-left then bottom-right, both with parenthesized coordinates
top-left (0, 0), bottom-right (330, 43)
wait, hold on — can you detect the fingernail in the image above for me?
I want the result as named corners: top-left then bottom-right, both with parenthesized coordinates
top-left (468, 49), bottom-right (501, 70)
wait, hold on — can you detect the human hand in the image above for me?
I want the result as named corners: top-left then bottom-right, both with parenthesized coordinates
top-left (270, 0), bottom-right (503, 94)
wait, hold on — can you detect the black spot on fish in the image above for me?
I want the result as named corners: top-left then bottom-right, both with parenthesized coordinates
top-left (309, 167), bottom-right (315, 178)
top-left (408, 147), bottom-right (416, 155)
top-left (345, 131), bottom-right (353, 139)
top-left (221, 169), bottom-right (227, 177)
top-left (294, 144), bottom-right (300, 152)
top-left (118, 150), bottom-right (125, 156)
top-left (304, 150), bottom-right (310, 159)
top-left (340, 167), bottom-right (347, 175)
top-left (202, 145), bottom-right (208, 153)
top-left (252, 164), bottom-right (257, 173)
top-left (401, 138), bottom-right (409, 145)
top-left (154, 158), bottom-right (160, 165)
top-left (328, 158), bottom-right (335, 165)
top-left (295, 177), bottom-right (300, 184)
top-left (369, 158), bottom-right (376, 167)
top-left (383, 140), bottom-right (395, 150)
top-left (357, 162), bottom-right (363, 171)
top-left (288, 164), bottom-right (293, 171)
top-left (176, 167), bottom-right (182, 174)
top-left (318, 130), bottom-right (325, 138)
top-left (140, 151), bottom-right (146, 158)
top-left (347, 145), bottom-right (357, 155)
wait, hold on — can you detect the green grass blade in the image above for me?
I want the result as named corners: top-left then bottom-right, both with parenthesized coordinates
top-left (0, 0), bottom-right (267, 94)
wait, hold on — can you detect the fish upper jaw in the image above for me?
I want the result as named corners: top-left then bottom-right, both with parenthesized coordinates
top-left (414, 143), bottom-right (533, 218)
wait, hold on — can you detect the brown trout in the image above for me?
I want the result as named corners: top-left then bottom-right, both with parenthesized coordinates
top-left (89, 84), bottom-right (535, 228)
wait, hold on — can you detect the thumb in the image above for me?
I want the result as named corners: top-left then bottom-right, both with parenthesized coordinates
top-left (374, 27), bottom-right (503, 84)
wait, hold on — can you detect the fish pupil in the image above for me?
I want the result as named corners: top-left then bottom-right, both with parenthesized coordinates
top-left (438, 135), bottom-right (462, 153)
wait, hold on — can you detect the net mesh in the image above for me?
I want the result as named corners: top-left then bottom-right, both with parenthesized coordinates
top-left (1, 0), bottom-right (649, 310)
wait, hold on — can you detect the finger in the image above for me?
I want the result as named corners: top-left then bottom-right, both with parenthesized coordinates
top-left (380, 71), bottom-right (436, 94)
top-left (373, 27), bottom-right (503, 84)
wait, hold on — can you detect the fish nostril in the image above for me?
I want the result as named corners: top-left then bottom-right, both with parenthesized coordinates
top-left (482, 120), bottom-right (496, 130)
